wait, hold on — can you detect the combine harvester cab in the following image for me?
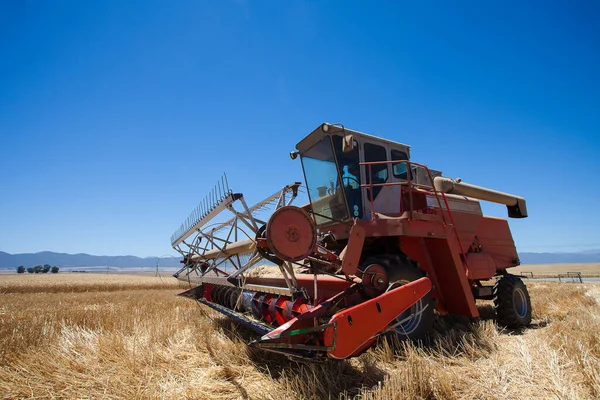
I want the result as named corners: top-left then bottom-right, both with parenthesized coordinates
top-left (172, 122), bottom-right (531, 361)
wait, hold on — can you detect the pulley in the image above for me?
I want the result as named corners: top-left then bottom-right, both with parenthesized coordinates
top-left (265, 206), bottom-right (317, 262)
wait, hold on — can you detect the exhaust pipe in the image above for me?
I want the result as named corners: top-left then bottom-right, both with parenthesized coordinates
top-left (433, 177), bottom-right (527, 218)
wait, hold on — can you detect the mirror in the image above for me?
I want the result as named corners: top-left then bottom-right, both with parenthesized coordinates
top-left (342, 134), bottom-right (355, 153)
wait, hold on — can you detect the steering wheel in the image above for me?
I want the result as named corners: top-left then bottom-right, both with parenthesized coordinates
top-left (343, 176), bottom-right (360, 187)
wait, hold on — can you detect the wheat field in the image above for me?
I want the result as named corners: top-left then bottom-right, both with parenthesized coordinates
top-left (512, 263), bottom-right (600, 277)
top-left (1, 273), bottom-right (599, 399)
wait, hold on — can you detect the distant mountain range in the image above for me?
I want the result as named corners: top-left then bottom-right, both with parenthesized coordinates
top-left (0, 251), bottom-right (181, 269)
top-left (0, 250), bottom-right (599, 270)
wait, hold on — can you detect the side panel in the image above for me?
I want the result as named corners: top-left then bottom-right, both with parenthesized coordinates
top-left (475, 216), bottom-right (519, 270)
top-left (465, 253), bottom-right (497, 280)
top-left (401, 235), bottom-right (479, 318)
top-left (428, 195), bottom-right (483, 252)
top-left (364, 186), bottom-right (401, 217)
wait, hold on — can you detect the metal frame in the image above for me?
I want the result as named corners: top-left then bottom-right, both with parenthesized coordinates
top-left (172, 178), bottom-right (304, 294)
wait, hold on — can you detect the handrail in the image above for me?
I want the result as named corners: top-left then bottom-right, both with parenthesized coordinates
top-left (358, 160), bottom-right (446, 223)
top-left (358, 160), bottom-right (470, 271)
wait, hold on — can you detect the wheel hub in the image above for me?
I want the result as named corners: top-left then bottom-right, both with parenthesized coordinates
top-left (513, 287), bottom-right (528, 318)
top-left (360, 264), bottom-right (389, 297)
top-left (388, 281), bottom-right (425, 336)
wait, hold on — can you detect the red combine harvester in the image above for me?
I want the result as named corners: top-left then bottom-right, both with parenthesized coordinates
top-left (172, 123), bottom-right (531, 361)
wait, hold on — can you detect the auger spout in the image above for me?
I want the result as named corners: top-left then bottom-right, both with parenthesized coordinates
top-left (433, 176), bottom-right (527, 218)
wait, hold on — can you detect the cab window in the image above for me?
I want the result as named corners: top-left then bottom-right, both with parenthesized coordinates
top-left (391, 149), bottom-right (409, 179)
top-left (364, 143), bottom-right (388, 198)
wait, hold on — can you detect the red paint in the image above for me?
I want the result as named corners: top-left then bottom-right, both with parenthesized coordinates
top-left (323, 277), bottom-right (432, 359)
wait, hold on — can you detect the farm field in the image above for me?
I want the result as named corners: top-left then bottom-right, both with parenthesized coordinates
top-left (512, 262), bottom-right (600, 277)
top-left (1, 273), bottom-right (599, 399)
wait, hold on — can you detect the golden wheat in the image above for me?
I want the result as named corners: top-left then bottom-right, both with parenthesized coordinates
top-left (0, 273), bottom-right (182, 294)
top-left (0, 274), bottom-right (598, 399)
top-left (512, 262), bottom-right (600, 276)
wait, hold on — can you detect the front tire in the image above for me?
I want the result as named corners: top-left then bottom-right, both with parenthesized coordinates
top-left (493, 274), bottom-right (532, 328)
top-left (362, 254), bottom-right (435, 341)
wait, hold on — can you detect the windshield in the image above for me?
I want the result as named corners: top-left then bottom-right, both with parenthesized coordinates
top-left (300, 136), bottom-right (350, 226)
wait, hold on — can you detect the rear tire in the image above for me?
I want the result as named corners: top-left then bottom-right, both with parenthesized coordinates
top-left (493, 274), bottom-right (532, 328)
top-left (361, 254), bottom-right (435, 341)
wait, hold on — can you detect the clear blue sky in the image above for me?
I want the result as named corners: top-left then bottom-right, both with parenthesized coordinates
top-left (1, 1), bottom-right (599, 257)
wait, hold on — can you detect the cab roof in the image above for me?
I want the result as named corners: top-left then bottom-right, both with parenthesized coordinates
top-left (295, 122), bottom-right (411, 153)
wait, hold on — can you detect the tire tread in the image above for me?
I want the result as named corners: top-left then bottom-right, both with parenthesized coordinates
top-left (493, 274), bottom-right (532, 328)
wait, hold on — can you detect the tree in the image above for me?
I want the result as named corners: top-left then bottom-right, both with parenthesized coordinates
top-left (42, 264), bottom-right (51, 273)
top-left (34, 265), bottom-right (43, 274)
top-left (17, 266), bottom-right (25, 274)
top-left (51, 266), bottom-right (59, 273)
top-left (27, 267), bottom-right (35, 274)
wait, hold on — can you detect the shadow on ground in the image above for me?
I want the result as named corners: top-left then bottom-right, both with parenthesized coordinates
top-left (208, 315), bottom-right (387, 398)
top-left (202, 301), bottom-right (548, 399)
